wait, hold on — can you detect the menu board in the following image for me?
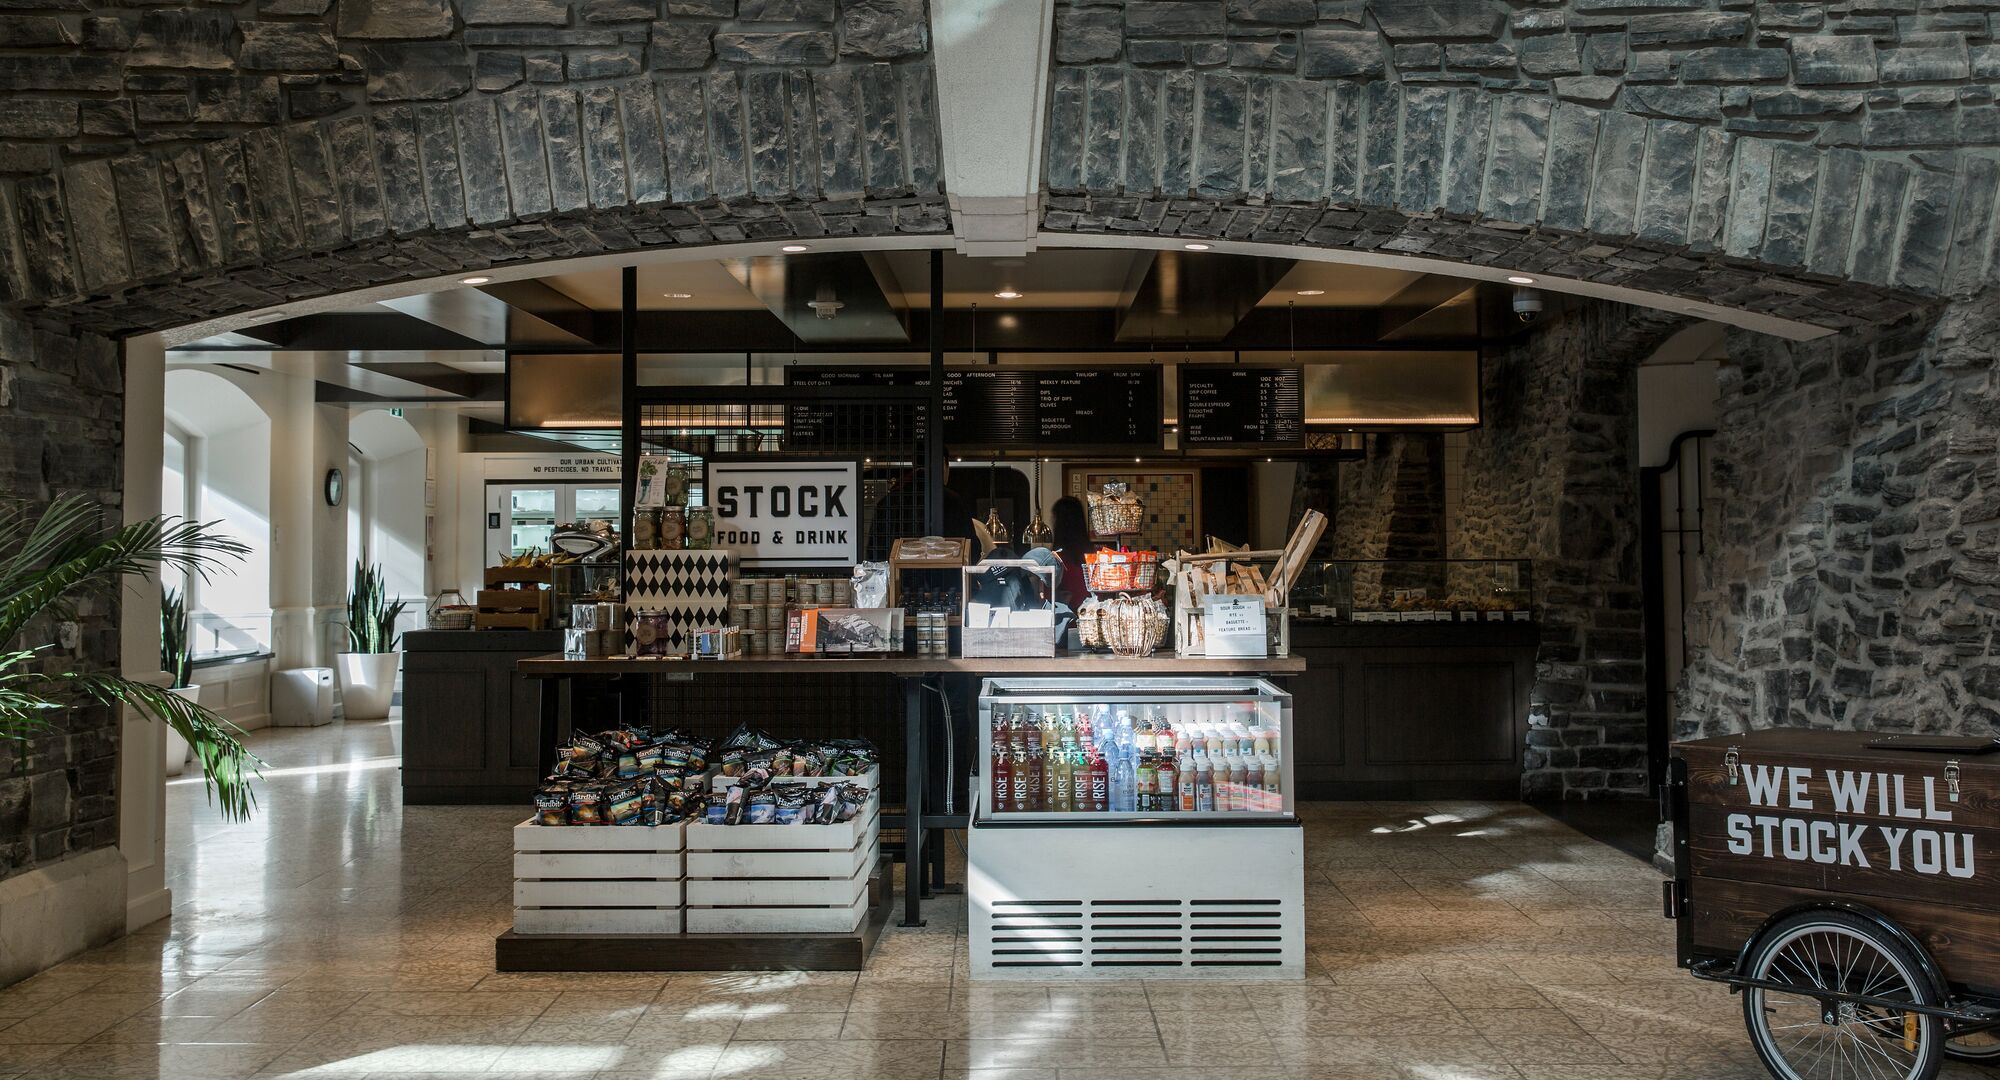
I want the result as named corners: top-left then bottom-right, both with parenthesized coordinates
top-left (785, 366), bottom-right (1160, 450)
top-left (1178, 365), bottom-right (1304, 449)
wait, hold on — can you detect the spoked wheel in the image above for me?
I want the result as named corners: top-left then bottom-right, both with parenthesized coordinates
top-left (1742, 910), bottom-right (1945, 1080)
top-left (1946, 1026), bottom-right (2000, 1064)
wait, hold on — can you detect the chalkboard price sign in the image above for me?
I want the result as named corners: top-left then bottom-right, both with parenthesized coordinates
top-left (786, 366), bottom-right (1160, 451)
top-left (1179, 366), bottom-right (1304, 449)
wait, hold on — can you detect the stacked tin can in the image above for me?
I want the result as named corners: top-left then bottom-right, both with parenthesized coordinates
top-left (913, 612), bottom-right (950, 657)
top-left (730, 579), bottom-right (786, 655)
top-left (565, 600), bottom-right (626, 658)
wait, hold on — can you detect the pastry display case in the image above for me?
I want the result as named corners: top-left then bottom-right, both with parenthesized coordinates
top-left (1297, 558), bottom-right (1534, 623)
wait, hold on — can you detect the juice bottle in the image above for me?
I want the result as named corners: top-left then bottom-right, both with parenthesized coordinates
top-left (1135, 751), bottom-right (1157, 812)
top-left (1195, 758), bottom-right (1215, 812)
top-left (1008, 748), bottom-right (1032, 812)
top-left (1052, 750), bottom-right (1073, 812)
top-left (1244, 756), bottom-right (1264, 810)
top-left (991, 745), bottom-right (1012, 812)
top-left (1155, 754), bottom-right (1179, 814)
top-left (1025, 740), bottom-right (1045, 810)
top-left (1227, 758), bottom-right (1248, 811)
top-left (1178, 753), bottom-right (1196, 811)
top-left (1087, 750), bottom-right (1108, 811)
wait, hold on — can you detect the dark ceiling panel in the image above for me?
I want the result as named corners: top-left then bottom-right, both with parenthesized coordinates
top-left (1375, 276), bottom-right (1484, 342)
top-left (377, 281), bottom-right (596, 346)
top-left (1114, 251), bottom-right (1296, 343)
top-left (722, 252), bottom-right (911, 344)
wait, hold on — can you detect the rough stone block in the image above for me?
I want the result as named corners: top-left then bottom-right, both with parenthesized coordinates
top-left (1879, 35), bottom-right (1971, 82)
top-left (1129, 39), bottom-right (1189, 65)
top-left (1055, 8), bottom-right (1122, 63)
top-left (1521, 34), bottom-right (1581, 76)
top-left (1445, 43), bottom-right (1515, 70)
top-left (1124, 1), bottom-right (1226, 37)
top-left (1791, 34), bottom-right (1877, 84)
top-left (336, 0), bottom-right (455, 40)
top-left (1751, 89), bottom-right (1865, 117)
top-left (127, 11), bottom-right (235, 70)
top-left (80, 17), bottom-right (129, 51)
top-left (0, 101), bottom-right (79, 140)
top-left (650, 22), bottom-right (713, 68)
top-left (1586, 32), bottom-right (1627, 74)
top-left (476, 50), bottom-right (526, 92)
top-left (1394, 43), bottom-right (1442, 69)
top-left (1227, 0), bottom-right (1315, 24)
top-left (1625, 85), bottom-right (1722, 120)
top-left (1370, 0), bottom-right (1502, 40)
top-left (61, 161), bottom-right (128, 291)
top-left (1630, 11), bottom-right (1752, 45)
top-left (568, 46), bottom-right (642, 79)
top-left (461, 0), bottom-right (570, 23)
top-left (1680, 46), bottom-right (1790, 82)
top-left (1481, 95), bottom-right (1551, 222)
top-left (1230, 40), bottom-right (1297, 69)
top-left (0, 15), bottom-right (76, 45)
top-left (580, 0), bottom-right (655, 19)
top-left (737, 0), bottom-right (833, 20)
top-left (237, 24), bottom-right (339, 70)
top-left (1300, 28), bottom-right (1382, 78)
top-left (715, 31), bottom-right (835, 64)
top-left (1555, 75), bottom-right (1620, 104)
top-left (360, 43), bottom-right (474, 101)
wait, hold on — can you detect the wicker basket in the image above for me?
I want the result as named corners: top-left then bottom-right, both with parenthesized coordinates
top-left (1081, 550), bottom-right (1158, 592)
top-left (428, 589), bottom-right (476, 630)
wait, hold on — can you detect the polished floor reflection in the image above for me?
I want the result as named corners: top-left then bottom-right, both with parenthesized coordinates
top-left (0, 718), bottom-right (1983, 1079)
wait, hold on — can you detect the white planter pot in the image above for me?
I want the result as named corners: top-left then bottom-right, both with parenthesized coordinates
top-left (164, 686), bottom-right (199, 777)
top-left (335, 652), bottom-right (401, 721)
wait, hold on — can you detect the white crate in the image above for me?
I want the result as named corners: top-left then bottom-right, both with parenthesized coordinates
top-left (710, 763), bottom-right (880, 794)
top-left (682, 794), bottom-right (882, 935)
top-left (512, 819), bottom-right (684, 937)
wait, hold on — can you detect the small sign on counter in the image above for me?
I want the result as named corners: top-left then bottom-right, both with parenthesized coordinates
top-left (1201, 595), bottom-right (1268, 658)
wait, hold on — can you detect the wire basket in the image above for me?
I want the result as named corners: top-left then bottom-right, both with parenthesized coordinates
top-left (1085, 595), bottom-right (1169, 657)
top-left (428, 590), bottom-right (476, 630)
top-left (1087, 491), bottom-right (1145, 536)
top-left (1082, 550), bottom-right (1158, 592)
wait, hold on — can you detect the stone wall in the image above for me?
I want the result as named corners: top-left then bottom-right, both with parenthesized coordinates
top-left (0, 0), bottom-right (943, 335)
top-left (1041, 0), bottom-right (2000, 330)
top-left (1678, 295), bottom-right (2000, 740)
top-left (1326, 434), bottom-right (1447, 606)
top-left (1455, 301), bottom-right (1685, 798)
top-left (0, 311), bottom-right (126, 879)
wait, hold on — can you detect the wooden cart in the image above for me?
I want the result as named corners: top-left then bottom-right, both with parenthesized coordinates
top-left (1669, 730), bottom-right (2000, 1079)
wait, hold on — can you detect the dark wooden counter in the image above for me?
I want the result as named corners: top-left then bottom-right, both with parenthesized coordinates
top-left (403, 629), bottom-right (565, 804)
top-left (516, 653), bottom-right (1307, 677)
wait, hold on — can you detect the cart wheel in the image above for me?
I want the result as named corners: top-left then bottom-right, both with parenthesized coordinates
top-left (1945, 1027), bottom-right (2000, 1064)
top-left (1742, 910), bottom-right (1944, 1080)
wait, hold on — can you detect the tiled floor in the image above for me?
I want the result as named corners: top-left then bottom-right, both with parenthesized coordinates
top-left (0, 719), bottom-right (1986, 1079)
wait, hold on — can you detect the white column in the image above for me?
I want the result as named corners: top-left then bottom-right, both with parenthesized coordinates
top-left (931, 0), bottom-right (1054, 255)
top-left (118, 334), bottom-right (170, 932)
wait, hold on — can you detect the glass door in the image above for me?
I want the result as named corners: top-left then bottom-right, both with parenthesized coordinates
top-left (490, 486), bottom-right (557, 559)
top-left (573, 486), bottom-right (621, 528)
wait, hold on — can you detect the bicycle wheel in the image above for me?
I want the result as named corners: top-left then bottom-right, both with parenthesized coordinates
top-left (1742, 910), bottom-right (1944, 1080)
top-left (1946, 1026), bottom-right (2000, 1064)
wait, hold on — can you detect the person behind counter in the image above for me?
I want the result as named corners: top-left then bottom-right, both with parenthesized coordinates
top-left (1051, 495), bottom-right (1089, 610)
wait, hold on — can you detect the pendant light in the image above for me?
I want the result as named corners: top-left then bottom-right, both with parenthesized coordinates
top-left (1019, 457), bottom-right (1053, 550)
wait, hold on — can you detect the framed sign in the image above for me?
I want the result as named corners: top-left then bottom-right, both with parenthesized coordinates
top-left (1201, 595), bottom-right (1268, 658)
top-left (706, 460), bottom-right (859, 569)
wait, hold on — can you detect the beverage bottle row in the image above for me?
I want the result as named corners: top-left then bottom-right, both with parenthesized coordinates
top-left (986, 704), bottom-right (1282, 814)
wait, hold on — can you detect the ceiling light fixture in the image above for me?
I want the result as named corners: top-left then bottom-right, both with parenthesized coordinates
top-left (994, 290), bottom-right (1023, 300)
top-left (1183, 242), bottom-right (1211, 251)
top-left (781, 244), bottom-right (810, 253)
top-left (460, 276), bottom-right (491, 285)
top-left (1296, 289), bottom-right (1325, 296)
top-left (663, 292), bottom-right (693, 299)
top-left (1507, 275), bottom-right (1537, 285)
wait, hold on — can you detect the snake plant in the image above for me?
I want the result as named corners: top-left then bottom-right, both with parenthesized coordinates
top-left (160, 586), bottom-right (191, 690)
top-left (0, 494), bottom-right (258, 820)
top-left (345, 560), bottom-right (407, 654)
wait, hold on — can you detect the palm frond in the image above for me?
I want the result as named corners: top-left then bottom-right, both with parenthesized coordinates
top-left (0, 510), bottom-right (249, 644)
top-left (54, 671), bottom-right (261, 821)
top-left (0, 649), bottom-right (63, 740)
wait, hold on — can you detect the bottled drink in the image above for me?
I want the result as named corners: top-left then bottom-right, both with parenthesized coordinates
top-left (1008, 748), bottom-right (1031, 813)
top-left (1244, 756), bottom-right (1264, 810)
top-left (1195, 759), bottom-right (1215, 812)
top-left (1052, 749), bottom-right (1074, 812)
top-left (1135, 752), bottom-right (1158, 812)
top-left (1155, 754), bottom-right (1179, 814)
top-left (1026, 740), bottom-right (1045, 811)
top-left (1178, 753), bottom-right (1196, 811)
top-left (1087, 751), bottom-right (1108, 812)
top-left (992, 746), bottom-right (1012, 812)
top-left (1227, 758), bottom-right (1248, 811)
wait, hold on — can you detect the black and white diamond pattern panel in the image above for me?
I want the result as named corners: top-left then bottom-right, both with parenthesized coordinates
top-left (624, 551), bottom-right (734, 654)
top-left (625, 551), bottom-right (734, 600)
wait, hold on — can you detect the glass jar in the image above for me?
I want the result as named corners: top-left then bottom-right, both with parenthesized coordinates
top-left (659, 505), bottom-right (686, 550)
top-left (685, 506), bottom-right (714, 549)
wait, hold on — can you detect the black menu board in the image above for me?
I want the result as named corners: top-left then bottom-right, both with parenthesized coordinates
top-left (785, 366), bottom-right (1160, 451)
top-left (1179, 365), bottom-right (1304, 449)
top-left (782, 367), bottom-right (927, 448)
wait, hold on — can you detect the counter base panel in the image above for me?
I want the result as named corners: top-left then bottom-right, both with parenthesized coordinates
top-left (969, 818), bottom-right (1305, 981)
top-left (494, 854), bottom-right (893, 972)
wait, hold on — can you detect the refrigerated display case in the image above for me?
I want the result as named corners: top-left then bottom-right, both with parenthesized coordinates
top-left (969, 676), bottom-right (1304, 980)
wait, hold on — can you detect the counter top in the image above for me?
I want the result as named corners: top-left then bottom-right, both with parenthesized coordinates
top-left (517, 653), bottom-right (1307, 677)
top-left (405, 629), bottom-right (565, 652)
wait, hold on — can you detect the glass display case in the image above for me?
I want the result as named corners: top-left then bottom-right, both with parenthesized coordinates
top-left (1295, 558), bottom-right (1534, 623)
top-left (976, 677), bottom-right (1294, 822)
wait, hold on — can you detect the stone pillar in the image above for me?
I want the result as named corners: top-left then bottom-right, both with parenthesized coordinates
top-left (1678, 296), bottom-right (2000, 740)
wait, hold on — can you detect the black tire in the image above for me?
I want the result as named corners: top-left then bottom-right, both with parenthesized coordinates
top-left (1945, 1026), bottom-right (2000, 1064)
top-left (1741, 910), bottom-right (1945, 1080)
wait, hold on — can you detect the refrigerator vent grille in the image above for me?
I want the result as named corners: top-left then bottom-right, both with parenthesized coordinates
top-left (988, 898), bottom-right (1288, 970)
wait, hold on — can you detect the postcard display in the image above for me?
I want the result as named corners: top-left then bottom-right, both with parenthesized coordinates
top-left (969, 677), bottom-right (1304, 980)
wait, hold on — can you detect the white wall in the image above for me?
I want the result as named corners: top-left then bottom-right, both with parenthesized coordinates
top-left (1637, 322), bottom-right (1726, 468)
top-left (366, 447), bottom-right (429, 602)
top-left (197, 423), bottom-right (272, 619)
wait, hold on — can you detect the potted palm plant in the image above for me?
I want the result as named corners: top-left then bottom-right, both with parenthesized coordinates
top-left (1, 495), bottom-right (257, 820)
top-left (336, 560), bottom-right (406, 721)
top-left (159, 586), bottom-right (196, 777)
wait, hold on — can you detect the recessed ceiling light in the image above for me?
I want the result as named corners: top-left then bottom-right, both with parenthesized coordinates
top-left (460, 276), bottom-right (490, 285)
top-left (1183, 243), bottom-right (1211, 251)
top-left (1296, 289), bottom-right (1325, 296)
top-left (663, 292), bottom-right (693, 299)
top-left (781, 244), bottom-right (810, 253)
top-left (1507, 275), bottom-right (1537, 285)
top-left (994, 290), bottom-right (1023, 300)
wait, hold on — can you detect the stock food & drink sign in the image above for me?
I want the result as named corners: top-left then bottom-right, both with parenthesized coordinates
top-left (708, 461), bottom-right (858, 569)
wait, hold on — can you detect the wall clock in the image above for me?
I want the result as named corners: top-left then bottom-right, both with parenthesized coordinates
top-left (324, 467), bottom-right (344, 507)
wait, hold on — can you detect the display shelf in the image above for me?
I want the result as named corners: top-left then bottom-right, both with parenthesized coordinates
top-left (511, 819), bottom-right (684, 936)
top-left (517, 654), bottom-right (1306, 677)
top-left (685, 792), bottom-right (882, 935)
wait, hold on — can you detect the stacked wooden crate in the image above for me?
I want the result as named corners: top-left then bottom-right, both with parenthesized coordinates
top-left (512, 820), bottom-right (684, 934)
top-left (481, 566), bottom-right (553, 630)
top-left (684, 768), bottom-right (883, 934)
